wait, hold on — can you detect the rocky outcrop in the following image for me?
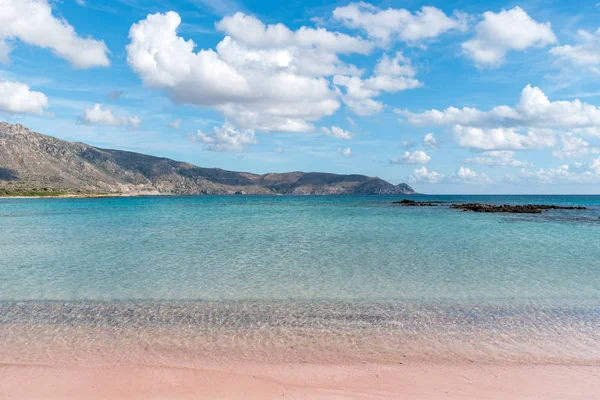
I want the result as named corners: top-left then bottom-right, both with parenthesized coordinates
top-left (0, 122), bottom-right (415, 196)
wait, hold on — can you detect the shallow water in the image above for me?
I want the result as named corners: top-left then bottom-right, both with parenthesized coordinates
top-left (1, 195), bottom-right (599, 365)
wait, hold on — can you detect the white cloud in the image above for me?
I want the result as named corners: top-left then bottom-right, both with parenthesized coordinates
top-left (338, 147), bottom-right (351, 156)
top-left (0, 0), bottom-right (110, 68)
top-left (321, 125), bottom-right (353, 139)
top-left (192, 122), bottom-right (256, 152)
top-left (550, 28), bottom-right (600, 74)
top-left (462, 7), bottom-right (556, 67)
top-left (390, 150), bottom-right (431, 164)
top-left (452, 126), bottom-right (555, 150)
top-left (126, 11), bottom-right (376, 133)
top-left (398, 85), bottom-right (600, 152)
top-left (332, 2), bottom-right (467, 43)
top-left (409, 166), bottom-right (490, 184)
top-left (591, 158), bottom-right (600, 174)
top-left (513, 161), bottom-right (600, 184)
top-left (80, 104), bottom-right (141, 128)
top-left (409, 167), bottom-right (444, 183)
top-left (424, 133), bottom-right (437, 149)
top-left (552, 133), bottom-right (597, 159)
top-left (374, 52), bottom-right (417, 77)
top-left (398, 85), bottom-right (600, 134)
top-left (216, 12), bottom-right (373, 54)
top-left (464, 150), bottom-right (533, 167)
top-left (334, 52), bottom-right (421, 116)
top-left (274, 147), bottom-right (285, 153)
top-left (0, 79), bottom-right (49, 114)
top-left (451, 167), bottom-right (491, 184)
top-left (168, 119), bottom-right (182, 129)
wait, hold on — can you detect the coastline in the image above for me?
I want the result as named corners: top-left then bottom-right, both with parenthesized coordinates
top-left (0, 194), bottom-right (127, 199)
top-left (0, 192), bottom-right (162, 199)
top-left (1, 361), bottom-right (598, 400)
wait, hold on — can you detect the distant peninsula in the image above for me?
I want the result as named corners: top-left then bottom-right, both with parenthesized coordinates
top-left (0, 122), bottom-right (415, 197)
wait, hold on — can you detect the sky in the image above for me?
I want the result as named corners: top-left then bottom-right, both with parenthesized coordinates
top-left (1, 0), bottom-right (600, 194)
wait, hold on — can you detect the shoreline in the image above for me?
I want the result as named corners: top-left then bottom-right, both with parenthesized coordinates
top-left (1, 361), bottom-right (598, 399)
top-left (0, 192), bottom-right (161, 199)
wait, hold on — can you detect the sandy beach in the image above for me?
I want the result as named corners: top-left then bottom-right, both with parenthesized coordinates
top-left (1, 361), bottom-right (598, 400)
top-left (2, 195), bottom-right (599, 399)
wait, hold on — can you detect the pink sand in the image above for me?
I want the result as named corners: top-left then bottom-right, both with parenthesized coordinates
top-left (1, 361), bottom-right (598, 400)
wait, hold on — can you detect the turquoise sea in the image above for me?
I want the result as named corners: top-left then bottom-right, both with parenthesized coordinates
top-left (1, 195), bottom-right (599, 365)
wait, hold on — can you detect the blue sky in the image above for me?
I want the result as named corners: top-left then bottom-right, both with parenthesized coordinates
top-left (2, 0), bottom-right (600, 193)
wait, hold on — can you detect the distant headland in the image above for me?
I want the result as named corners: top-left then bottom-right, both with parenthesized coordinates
top-left (0, 122), bottom-right (415, 197)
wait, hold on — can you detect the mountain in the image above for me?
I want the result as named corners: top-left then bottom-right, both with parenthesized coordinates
top-left (0, 122), bottom-right (415, 196)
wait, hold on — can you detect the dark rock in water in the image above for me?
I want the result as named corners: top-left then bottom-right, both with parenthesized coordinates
top-left (451, 203), bottom-right (587, 214)
top-left (392, 199), bottom-right (443, 206)
top-left (392, 199), bottom-right (442, 207)
top-left (533, 204), bottom-right (587, 210)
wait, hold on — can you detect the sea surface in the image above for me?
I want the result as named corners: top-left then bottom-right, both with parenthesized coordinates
top-left (1, 195), bottom-right (599, 365)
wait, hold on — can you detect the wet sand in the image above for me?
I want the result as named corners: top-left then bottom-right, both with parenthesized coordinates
top-left (1, 361), bottom-right (599, 400)
top-left (2, 300), bottom-right (599, 399)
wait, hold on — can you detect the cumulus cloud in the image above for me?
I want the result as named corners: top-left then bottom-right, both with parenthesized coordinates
top-left (126, 11), bottom-right (378, 133)
top-left (409, 166), bottom-right (490, 184)
top-left (216, 12), bottom-right (373, 54)
top-left (80, 104), bottom-right (141, 128)
top-left (398, 85), bottom-right (600, 134)
top-left (334, 52), bottom-right (421, 116)
top-left (452, 126), bottom-right (556, 151)
top-left (0, 79), bottom-right (49, 114)
top-left (511, 160), bottom-right (600, 184)
top-left (552, 133), bottom-right (597, 159)
top-left (332, 2), bottom-right (467, 44)
top-left (338, 147), bottom-right (352, 156)
top-left (550, 28), bottom-right (600, 74)
top-left (451, 167), bottom-right (491, 184)
top-left (321, 125), bottom-right (353, 139)
top-left (462, 7), bottom-right (556, 67)
top-left (591, 158), bottom-right (600, 174)
top-left (398, 85), bottom-right (600, 152)
top-left (409, 167), bottom-right (444, 183)
top-left (168, 119), bottom-right (182, 129)
top-left (464, 150), bottom-right (533, 167)
top-left (389, 150), bottom-right (431, 164)
top-left (423, 133), bottom-right (437, 149)
top-left (0, 0), bottom-right (110, 68)
top-left (191, 122), bottom-right (256, 152)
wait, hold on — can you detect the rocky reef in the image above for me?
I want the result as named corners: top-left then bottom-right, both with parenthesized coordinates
top-left (392, 200), bottom-right (587, 214)
top-left (392, 199), bottom-right (444, 206)
top-left (451, 203), bottom-right (587, 214)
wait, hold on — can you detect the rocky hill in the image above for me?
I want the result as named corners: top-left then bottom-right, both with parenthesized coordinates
top-left (0, 122), bottom-right (415, 196)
